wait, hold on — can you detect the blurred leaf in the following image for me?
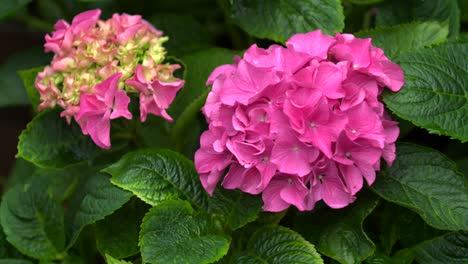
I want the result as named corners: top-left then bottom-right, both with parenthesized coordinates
top-left (208, 188), bottom-right (263, 231)
top-left (169, 48), bottom-right (239, 156)
top-left (460, 0), bottom-right (468, 22)
top-left (412, 231), bottom-right (468, 263)
top-left (349, 0), bottom-right (383, 5)
top-left (95, 199), bottom-right (149, 259)
top-left (104, 149), bottom-right (209, 210)
top-left (413, 0), bottom-right (460, 38)
top-left (0, 184), bottom-right (65, 260)
top-left (356, 21), bottom-right (449, 59)
top-left (37, 0), bottom-right (66, 23)
top-left (0, 260), bottom-right (33, 264)
top-left (18, 67), bottom-right (43, 112)
top-left (0, 0), bottom-right (32, 19)
top-left (6, 158), bottom-right (36, 190)
top-left (65, 173), bottom-right (132, 248)
top-left (376, 0), bottom-right (460, 38)
top-left (384, 41), bottom-right (468, 141)
top-left (170, 48), bottom-right (239, 119)
top-left (17, 109), bottom-right (102, 168)
top-left (105, 254), bottom-right (132, 264)
top-left (372, 143), bottom-right (468, 230)
top-left (149, 14), bottom-right (212, 57)
top-left (139, 200), bottom-right (229, 264)
top-left (0, 48), bottom-right (49, 107)
top-left (231, 0), bottom-right (344, 42)
top-left (294, 191), bottom-right (379, 264)
top-left (377, 202), bottom-right (444, 254)
top-left (232, 226), bottom-right (323, 263)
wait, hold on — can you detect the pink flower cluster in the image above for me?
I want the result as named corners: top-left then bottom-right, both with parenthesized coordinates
top-left (36, 9), bottom-right (184, 149)
top-left (195, 30), bottom-right (404, 212)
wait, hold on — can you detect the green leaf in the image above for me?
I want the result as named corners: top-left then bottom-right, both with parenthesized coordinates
top-left (412, 231), bottom-right (468, 263)
top-left (6, 158), bottom-right (36, 190)
top-left (376, 0), bottom-right (460, 38)
top-left (384, 42), bottom-right (468, 141)
top-left (18, 67), bottom-right (43, 112)
top-left (0, 260), bottom-right (33, 264)
top-left (208, 188), bottom-right (263, 230)
top-left (232, 225), bottom-right (323, 264)
top-left (17, 109), bottom-right (102, 168)
top-left (294, 191), bottom-right (378, 264)
top-left (103, 149), bottom-right (209, 210)
top-left (356, 21), bottom-right (449, 59)
top-left (0, 48), bottom-right (49, 107)
top-left (95, 199), bottom-right (150, 259)
top-left (65, 173), bottom-right (132, 248)
top-left (0, 0), bottom-right (31, 19)
top-left (170, 48), bottom-right (240, 120)
top-left (170, 48), bottom-right (240, 156)
top-left (413, 0), bottom-right (460, 38)
top-left (149, 14), bottom-right (212, 57)
top-left (105, 254), bottom-right (132, 264)
top-left (349, 0), bottom-right (383, 5)
top-left (372, 143), bottom-right (468, 231)
top-left (139, 200), bottom-right (229, 264)
top-left (460, 0), bottom-right (468, 22)
top-left (231, 0), bottom-right (344, 43)
top-left (0, 184), bottom-right (65, 260)
top-left (376, 202), bottom-right (445, 255)
top-left (32, 165), bottom-right (85, 203)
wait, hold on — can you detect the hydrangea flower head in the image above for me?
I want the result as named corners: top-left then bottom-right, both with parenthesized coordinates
top-left (36, 9), bottom-right (184, 149)
top-left (195, 30), bottom-right (404, 212)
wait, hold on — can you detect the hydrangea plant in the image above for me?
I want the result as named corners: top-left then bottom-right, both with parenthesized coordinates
top-left (0, 1), bottom-right (467, 264)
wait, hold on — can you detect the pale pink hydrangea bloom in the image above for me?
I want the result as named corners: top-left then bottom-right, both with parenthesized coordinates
top-left (195, 30), bottom-right (404, 212)
top-left (36, 9), bottom-right (184, 149)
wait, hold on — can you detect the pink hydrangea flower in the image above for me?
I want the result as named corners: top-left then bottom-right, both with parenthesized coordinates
top-left (76, 73), bottom-right (132, 149)
top-left (35, 9), bottom-right (183, 149)
top-left (195, 30), bottom-right (404, 212)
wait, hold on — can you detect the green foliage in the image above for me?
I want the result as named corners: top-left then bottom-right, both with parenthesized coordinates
top-left (170, 48), bottom-right (240, 155)
top-left (0, 0), bottom-right (31, 19)
top-left (65, 173), bottom-right (133, 248)
top-left (230, 0), bottom-right (344, 42)
top-left (150, 14), bottom-right (213, 57)
top-left (356, 21), bottom-right (449, 59)
top-left (104, 149), bottom-right (209, 209)
top-left (1, 0), bottom-right (467, 263)
top-left (376, 0), bottom-right (460, 37)
top-left (170, 48), bottom-right (240, 120)
top-left (349, 0), bottom-right (383, 5)
top-left (139, 200), bottom-right (230, 264)
top-left (295, 192), bottom-right (379, 264)
top-left (18, 67), bottom-right (43, 112)
top-left (411, 231), bottom-right (468, 263)
top-left (208, 188), bottom-right (263, 231)
top-left (385, 41), bottom-right (468, 141)
top-left (232, 225), bottom-right (323, 263)
top-left (0, 184), bottom-right (65, 260)
top-left (95, 199), bottom-right (150, 259)
top-left (373, 143), bottom-right (468, 230)
top-left (17, 110), bottom-right (103, 168)
top-left (0, 49), bottom-right (49, 108)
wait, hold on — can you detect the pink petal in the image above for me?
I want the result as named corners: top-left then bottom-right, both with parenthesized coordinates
top-left (110, 90), bottom-right (132, 120)
top-left (322, 173), bottom-right (354, 209)
top-left (286, 30), bottom-right (336, 60)
top-left (331, 33), bottom-right (372, 69)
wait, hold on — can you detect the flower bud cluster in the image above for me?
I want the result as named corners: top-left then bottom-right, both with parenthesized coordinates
top-left (195, 30), bottom-right (404, 211)
top-left (36, 9), bottom-right (184, 149)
